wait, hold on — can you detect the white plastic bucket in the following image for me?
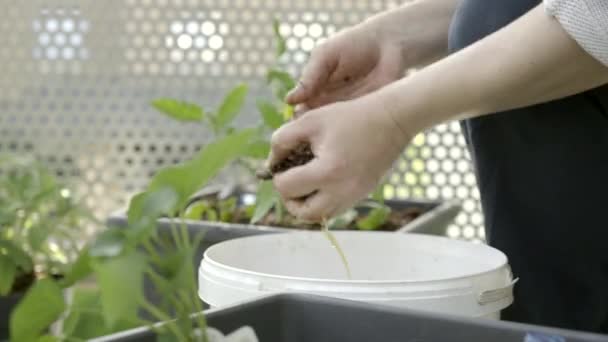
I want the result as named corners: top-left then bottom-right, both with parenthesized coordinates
top-left (198, 231), bottom-right (515, 319)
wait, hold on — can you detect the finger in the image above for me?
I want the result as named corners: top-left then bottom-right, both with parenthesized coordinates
top-left (293, 103), bottom-right (310, 119)
top-left (306, 74), bottom-right (395, 110)
top-left (273, 158), bottom-right (326, 199)
top-left (286, 46), bottom-right (339, 105)
top-left (284, 191), bottom-right (337, 222)
top-left (266, 116), bottom-right (317, 169)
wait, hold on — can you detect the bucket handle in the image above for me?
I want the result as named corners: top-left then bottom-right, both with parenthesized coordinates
top-left (477, 278), bottom-right (519, 305)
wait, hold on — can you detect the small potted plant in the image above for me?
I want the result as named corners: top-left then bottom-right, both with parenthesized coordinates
top-left (0, 154), bottom-right (97, 340)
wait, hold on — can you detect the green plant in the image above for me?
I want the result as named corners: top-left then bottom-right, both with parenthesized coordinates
top-left (0, 154), bottom-right (95, 297)
top-left (5, 21), bottom-right (291, 342)
top-left (5, 19), bottom-right (396, 342)
top-left (152, 19), bottom-right (293, 227)
top-left (7, 130), bottom-right (257, 342)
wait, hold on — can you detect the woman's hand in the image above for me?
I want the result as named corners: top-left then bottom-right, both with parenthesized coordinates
top-left (287, 0), bottom-right (459, 113)
top-left (286, 24), bottom-right (406, 112)
top-left (268, 96), bottom-right (410, 221)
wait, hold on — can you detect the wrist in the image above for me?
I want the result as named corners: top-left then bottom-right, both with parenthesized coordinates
top-left (373, 72), bottom-right (441, 140)
top-left (364, 0), bottom-right (459, 68)
top-left (358, 91), bottom-right (414, 154)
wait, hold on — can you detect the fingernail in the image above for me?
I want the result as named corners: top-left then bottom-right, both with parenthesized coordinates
top-left (288, 80), bottom-right (307, 96)
top-left (286, 86), bottom-right (300, 100)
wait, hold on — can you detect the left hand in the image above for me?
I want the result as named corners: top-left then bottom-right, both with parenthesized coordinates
top-left (267, 95), bottom-right (410, 221)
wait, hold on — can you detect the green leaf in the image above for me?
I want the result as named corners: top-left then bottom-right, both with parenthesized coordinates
top-left (283, 104), bottom-right (294, 121)
top-left (0, 254), bottom-right (16, 295)
top-left (62, 288), bottom-right (112, 339)
top-left (205, 208), bottom-right (219, 221)
top-left (216, 84), bottom-right (248, 130)
top-left (267, 69), bottom-right (295, 99)
top-left (272, 18), bottom-right (287, 58)
top-left (93, 251), bottom-right (145, 329)
top-left (251, 181), bottom-right (277, 224)
top-left (27, 224), bottom-right (51, 251)
top-left (89, 229), bottom-right (127, 258)
top-left (357, 206), bottom-right (391, 231)
top-left (126, 192), bottom-right (147, 225)
top-left (37, 335), bottom-right (59, 342)
top-left (156, 249), bottom-right (192, 288)
top-left (267, 69), bottom-right (295, 88)
top-left (257, 101), bottom-right (284, 129)
top-left (218, 197), bottom-right (237, 222)
top-left (61, 247), bottom-right (92, 288)
top-left (274, 198), bottom-right (286, 223)
top-left (244, 205), bottom-right (255, 220)
top-left (157, 331), bottom-right (182, 342)
top-left (371, 185), bottom-right (385, 203)
top-left (10, 278), bottom-right (65, 342)
top-left (127, 186), bottom-right (179, 228)
top-left (152, 99), bottom-right (204, 122)
top-left (0, 207), bottom-right (17, 225)
top-left (184, 201), bottom-right (208, 221)
top-left (0, 240), bottom-right (34, 273)
top-left (243, 140), bottom-right (271, 159)
top-left (146, 129), bottom-right (256, 209)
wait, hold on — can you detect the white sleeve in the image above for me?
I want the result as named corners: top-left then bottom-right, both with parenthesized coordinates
top-left (544, 0), bottom-right (608, 66)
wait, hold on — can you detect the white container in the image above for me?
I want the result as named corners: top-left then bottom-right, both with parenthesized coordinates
top-left (198, 231), bottom-right (516, 319)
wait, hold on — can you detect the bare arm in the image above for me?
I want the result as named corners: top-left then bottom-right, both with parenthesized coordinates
top-left (285, 0), bottom-right (460, 108)
top-left (366, 0), bottom-right (461, 68)
top-left (268, 4), bottom-right (608, 221)
top-left (378, 4), bottom-right (608, 138)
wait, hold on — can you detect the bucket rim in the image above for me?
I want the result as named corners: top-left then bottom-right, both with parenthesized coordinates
top-left (200, 231), bottom-right (510, 285)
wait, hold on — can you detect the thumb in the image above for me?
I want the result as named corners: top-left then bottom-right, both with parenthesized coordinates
top-left (286, 45), bottom-right (338, 105)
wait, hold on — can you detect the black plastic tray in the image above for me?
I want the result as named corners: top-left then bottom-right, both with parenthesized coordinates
top-left (92, 294), bottom-right (608, 342)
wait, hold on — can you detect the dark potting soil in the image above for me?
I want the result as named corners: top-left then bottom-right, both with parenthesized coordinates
top-left (256, 143), bottom-right (314, 180)
top-left (186, 198), bottom-right (424, 232)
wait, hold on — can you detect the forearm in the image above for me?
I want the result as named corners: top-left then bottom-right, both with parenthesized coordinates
top-left (365, 0), bottom-right (461, 68)
top-left (377, 4), bottom-right (608, 137)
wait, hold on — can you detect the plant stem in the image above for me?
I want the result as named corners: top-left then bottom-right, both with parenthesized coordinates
top-left (169, 219), bottom-right (183, 250)
top-left (140, 299), bottom-right (189, 342)
top-left (186, 289), bottom-right (208, 342)
top-left (178, 218), bottom-right (190, 250)
top-left (144, 268), bottom-right (167, 289)
top-left (275, 199), bottom-right (285, 223)
top-left (236, 158), bottom-right (257, 177)
top-left (141, 239), bottom-right (163, 264)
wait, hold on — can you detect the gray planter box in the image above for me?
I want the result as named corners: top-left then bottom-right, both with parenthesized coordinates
top-left (91, 293), bottom-right (608, 342)
top-left (106, 197), bottom-right (460, 276)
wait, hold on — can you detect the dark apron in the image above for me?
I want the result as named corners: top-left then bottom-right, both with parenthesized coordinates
top-left (448, 0), bottom-right (608, 333)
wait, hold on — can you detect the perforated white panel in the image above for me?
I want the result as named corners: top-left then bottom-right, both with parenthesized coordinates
top-left (0, 0), bottom-right (483, 241)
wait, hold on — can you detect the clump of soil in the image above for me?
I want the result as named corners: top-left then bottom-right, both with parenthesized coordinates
top-left (256, 143), bottom-right (314, 180)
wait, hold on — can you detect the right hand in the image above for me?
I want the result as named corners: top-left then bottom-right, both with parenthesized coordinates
top-left (286, 20), bottom-right (418, 112)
